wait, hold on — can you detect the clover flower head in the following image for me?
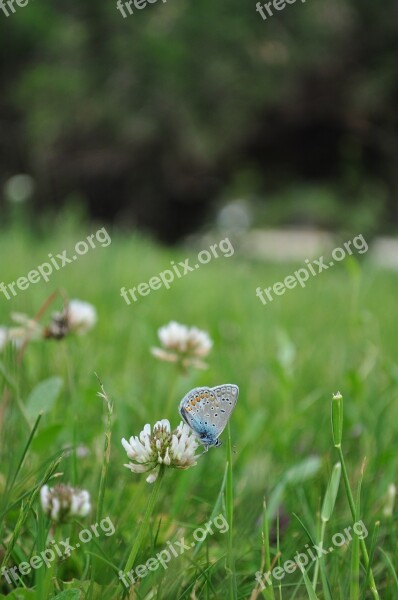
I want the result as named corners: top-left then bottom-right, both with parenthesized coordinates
top-left (151, 321), bottom-right (213, 369)
top-left (67, 299), bottom-right (97, 334)
top-left (46, 299), bottom-right (97, 339)
top-left (40, 484), bottom-right (91, 522)
top-left (122, 419), bottom-right (200, 483)
top-left (0, 314), bottom-right (43, 349)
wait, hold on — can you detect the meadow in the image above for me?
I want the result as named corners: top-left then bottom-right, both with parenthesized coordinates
top-left (0, 215), bottom-right (397, 599)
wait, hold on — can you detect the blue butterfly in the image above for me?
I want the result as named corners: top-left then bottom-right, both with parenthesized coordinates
top-left (179, 384), bottom-right (239, 450)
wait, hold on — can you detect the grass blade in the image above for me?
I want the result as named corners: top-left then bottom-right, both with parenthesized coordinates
top-left (226, 423), bottom-right (237, 600)
top-left (300, 564), bottom-right (320, 600)
top-left (379, 548), bottom-right (398, 592)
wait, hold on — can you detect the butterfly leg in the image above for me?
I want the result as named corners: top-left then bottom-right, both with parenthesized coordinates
top-left (196, 445), bottom-right (209, 457)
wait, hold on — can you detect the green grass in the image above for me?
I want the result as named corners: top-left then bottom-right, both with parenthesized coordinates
top-left (0, 216), bottom-right (397, 599)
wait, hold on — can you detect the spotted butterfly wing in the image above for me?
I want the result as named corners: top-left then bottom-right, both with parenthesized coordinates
top-left (179, 384), bottom-right (239, 448)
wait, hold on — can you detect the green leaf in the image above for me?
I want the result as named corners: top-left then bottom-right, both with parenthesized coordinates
top-left (53, 591), bottom-right (82, 600)
top-left (379, 548), bottom-right (398, 593)
top-left (268, 456), bottom-right (322, 520)
top-left (321, 462), bottom-right (341, 522)
top-left (0, 590), bottom-right (36, 599)
top-left (25, 377), bottom-right (63, 419)
top-left (284, 456), bottom-right (322, 485)
top-left (31, 423), bottom-right (64, 452)
top-left (299, 564), bottom-right (320, 600)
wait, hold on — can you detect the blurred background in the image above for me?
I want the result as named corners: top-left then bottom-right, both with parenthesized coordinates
top-left (1, 0), bottom-right (398, 242)
top-left (2, 4), bottom-right (398, 597)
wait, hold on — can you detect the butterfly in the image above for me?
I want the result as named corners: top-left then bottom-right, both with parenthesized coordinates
top-left (179, 384), bottom-right (239, 451)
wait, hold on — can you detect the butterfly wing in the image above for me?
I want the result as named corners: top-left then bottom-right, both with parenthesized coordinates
top-left (208, 384), bottom-right (239, 438)
top-left (179, 386), bottom-right (216, 433)
top-left (179, 384), bottom-right (239, 445)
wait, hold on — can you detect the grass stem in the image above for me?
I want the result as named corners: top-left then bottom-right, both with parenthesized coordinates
top-left (337, 447), bottom-right (379, 600)
top-left (123, 466), bottom-right (165, 576)
top-left (226, 424), bottom-right (237, 600)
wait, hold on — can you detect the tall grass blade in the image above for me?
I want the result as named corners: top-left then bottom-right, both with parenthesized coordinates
top-left (226, 423), bottom-right (237, 600)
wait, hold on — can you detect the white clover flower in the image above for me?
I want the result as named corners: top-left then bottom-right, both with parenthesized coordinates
top-left (0, 324), bottom-right (36, 351)
top-left (158, 321), bottom-right (190, 351)
top-left (45, 299), bottom-right (97, 339)
top-left (186, 327), bottom-right (213, 357)
top-left (67, 299), bottom-right (97, 334)
top-left (151, 321), bottom-right (213, 369)
top-left (122, 420), bottom-right (200, 483)
top-left (4, 313), bottom-right (44, 347)
top-left (40, 484), bottom-right (91, 522)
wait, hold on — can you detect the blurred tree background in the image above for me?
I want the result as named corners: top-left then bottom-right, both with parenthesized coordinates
top-left (1, 0), bottom-right (398, 241)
